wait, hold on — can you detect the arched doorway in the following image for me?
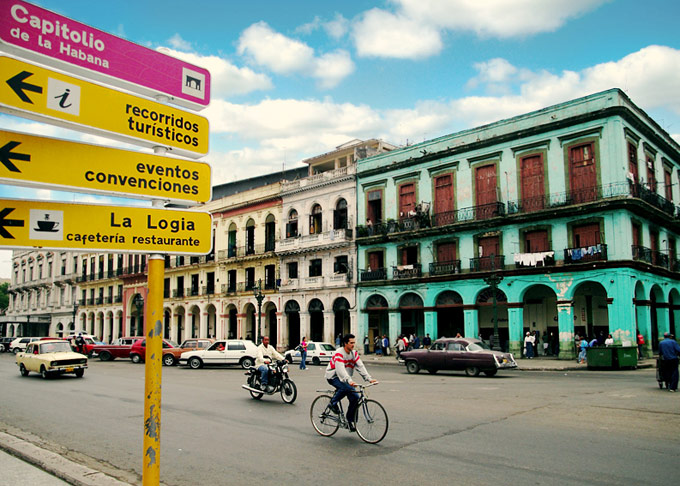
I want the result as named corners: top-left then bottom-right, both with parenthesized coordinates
top-left (56, 323), bottom-right (64, 338)
top-left (175, 306), bottom-right (186, 343)
top-left (333, 297), bottom-right (350, 338)
top-left (365, 294), bottom-right (389, 352)
top-left (522, 284), bottom-right (558, 355)
top-left (650, 285), bottom-right (665, 351)
top-left (572, 281), bottom-right (609, 341)
top-left (227, 305), bottom-right (237, 339)
top-left (105, 311), bottom-right (114, 343)
top-left (399, 293), bottom-right (424, 338)
top-left (243, 303), bottom-right (256, 342)
top-left (129, 294), bottom-right (144, 336)
top-left (189, 305), bottom-right (200, 338)
top-left (435, 290), bottom-right (464, 338)
top-left (285, 300), bottom-right (300, 348)
top-left (309, 299), bottom-right (324, 342)
top-left (115, 311), bottom-right (123, 339)
top-left (264, 302), bottom-right (278, 348)
top-left (476, 286), bottom-right (508, 349)
top-left (206, 304), bottom-right (217, 338)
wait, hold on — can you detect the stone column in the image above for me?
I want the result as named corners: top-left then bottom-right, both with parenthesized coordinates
top-left (507, 305), bottom-right (523, 356)
top-left (324, 310), bottom-right (334, 343)
top-left (424, 310), bottom-right (436, 341)
top-left (463, 306), bottom-right (478, 339)
top-left (557, 301), bottom-right (575, 360)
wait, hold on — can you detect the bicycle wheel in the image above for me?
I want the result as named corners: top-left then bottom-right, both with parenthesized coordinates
top-left (310, 395), bottom-right (340, 437)
top-left (354, 399), bottom-right (389, 444)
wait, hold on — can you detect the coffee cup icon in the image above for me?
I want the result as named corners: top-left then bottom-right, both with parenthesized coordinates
top-left (35, 214), bottom-right (60, 232)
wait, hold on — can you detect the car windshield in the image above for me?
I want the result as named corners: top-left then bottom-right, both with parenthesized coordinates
top-left (40, 342), bottom-right (72, 353)
top-left (320, 344), bottom-right (335, 351)
top-left (467, 342), bottom-right (491, 351)
top-left (208, 342), bottom-right (226, 351)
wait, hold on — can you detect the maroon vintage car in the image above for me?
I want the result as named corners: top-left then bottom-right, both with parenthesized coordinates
top-left (91, 336), bottom-right (144, 361)
top-left (399, 338), bottom-right (517, 376)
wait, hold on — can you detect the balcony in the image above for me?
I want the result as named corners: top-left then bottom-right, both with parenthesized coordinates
top-left (429, 260), bottom-right (462, 276)
top-left (632, 245), bottom-right (674, 269)
top-left (172, 289), bottom-right (184, 298)
top-left (276, 228), bottom-right (353, 252)
top-left (360, 268), bottom-right (388, 282)
top-left (470, 255), bottom-right (505, 272)
top-left (564, 244), bottom-right (607, 264)
top-left (513, 251), bottom-right (555, 268)
top-left (202, 286), bottom-right (215, 295)
top-left (221, 283), bottom-right (237, 295)
top-left (392, 263), bottom-right (422, 279)
top-left (281, 164), bottom-right (355, 192)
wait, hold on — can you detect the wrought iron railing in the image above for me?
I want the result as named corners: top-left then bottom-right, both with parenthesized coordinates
top-left (393, 263), bottom-right (422, 279)
top-left (360, 268), bottom-right (388, 282)
top-left (469, 255), bottom-right (505, 272)
top-left (564, 244), bottom-right (607, 264)
top-left (429, 260), bottom-right (462, 276)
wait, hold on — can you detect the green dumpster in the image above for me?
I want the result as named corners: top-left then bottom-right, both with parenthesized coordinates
top-left (586, 346), bottom-right (613, 369)
top-left (613, 346), bottom-right (638, 369)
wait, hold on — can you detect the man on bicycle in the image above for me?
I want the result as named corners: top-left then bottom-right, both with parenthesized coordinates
top-left (325, 333), bottom-right (377, 431)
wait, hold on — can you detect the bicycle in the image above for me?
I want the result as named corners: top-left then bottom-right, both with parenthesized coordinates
top-left (310, 383), bottom-right (389, 444)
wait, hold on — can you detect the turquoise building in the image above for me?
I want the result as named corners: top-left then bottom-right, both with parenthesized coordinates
top-left (355, 89), bottom-right (680, 359)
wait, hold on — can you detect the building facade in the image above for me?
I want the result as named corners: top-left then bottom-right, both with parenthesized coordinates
top-left (354, 89), bottom-right (680, 358)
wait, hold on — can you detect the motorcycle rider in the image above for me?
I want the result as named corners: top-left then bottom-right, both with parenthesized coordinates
top-left (256, 336), bottom-right (285, 393)
top-left (325, 333), bottom-right (378, 431)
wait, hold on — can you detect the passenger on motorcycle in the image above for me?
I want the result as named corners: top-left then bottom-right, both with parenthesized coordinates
top-left (325, 333), bottom-right (378, 431)
top-left (256, 336), bottom-right (285, 393)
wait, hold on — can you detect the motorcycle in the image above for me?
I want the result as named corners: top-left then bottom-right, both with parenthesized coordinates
top-left (242, 359), bottom-right (298, 404)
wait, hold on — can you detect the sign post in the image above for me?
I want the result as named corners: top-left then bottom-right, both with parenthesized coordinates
top-left (0, 56), bottom-right (209, 158)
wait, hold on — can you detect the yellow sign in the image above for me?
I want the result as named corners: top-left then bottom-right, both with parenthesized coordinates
top-left (0, 198), bottom-right (212, 254)
top-left (0, 56), bottom-right (209, 158)
top-left (0, 129), bottom-right (212, 203)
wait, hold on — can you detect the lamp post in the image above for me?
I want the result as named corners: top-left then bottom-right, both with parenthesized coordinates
top-left (253, 279), bottom-right (264, 344)
top-left (132, 294), bottom-right (144, 336)
top-left (72, 302), bottom-right (79, 335)
top-left (483, 254), bottom-right (504, 351)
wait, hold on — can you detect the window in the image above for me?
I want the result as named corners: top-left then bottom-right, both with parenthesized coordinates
top-left (246, 219), bottom-right (255, 255)
top-left (245, 267), bottom-right (255, 290)
top-left (228, 224), bottom-right (237, 257)
top-left (286, 210), bottom-right (298, 238)
top-left (447, 342), bottom-right (465, 351)
top-left (367, 250), bottom-right (384, 270)
top-left (288, 262), bottom-right (298, 279)
top-left (228, 342), bottom-right (246, 351)
top-left (334, 199), bottom-right (348, 230)
top-left (227, 270), bottom-right (237, 292)
top-left (399, 183), bottom-right (416, 219)
top-left (399, 246), bottom-right (418, 265)
top-left (309, 259), bottom-right (323, 277)
top-left (437, 242), bottom-right (456, 263)
top-left (334, 255), bottom-right (348, 274)
top-left (433, 174), bottom-right (454, 222)
top-left (664, 167), bottom-right (673, 202)
top-left (573, 223), bottom-right (600, 248)
top-left (646, 154), bottom-right (656, 192)
top-left (367, 190), bottom-right (382, 224)
top-left (206, 272), bottom-right (215, 294)
top-left (264, 265), bottom-right (276, 289)
top-left (310, 204), bottom-right (322, 234)
top-left (177, 276), bottom-right (184, 297)
top-left (524, 230), bottom-right (549, 253)
top-left (265, 215), bottom-right (276, 251)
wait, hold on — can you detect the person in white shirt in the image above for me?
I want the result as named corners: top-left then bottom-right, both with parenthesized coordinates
top-left (604, 334), bottom-right (614, 346)
top-left (325, 334), bottom-right (377, 431)
top-left (256, 336), bottom-right (285, 392)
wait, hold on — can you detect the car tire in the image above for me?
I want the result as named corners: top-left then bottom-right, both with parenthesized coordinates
top-left (75, 369), bottom-right (84, 378)
top-left (189, 357), bottom-right (203, 369)
top-left (240, 357), bottom-right (254, 369)
top-left (40, 366), bottom-right (50, 380)
top-left (162, 354), bottom-right (176, 366)
top-left (99, 351), bottom-right (112, 361)
top-left (312, 357), bottom-right (320, 366)
top-left (19, 364), bottom-right (29, 376)
top-left (13, 347), bottom-right (21, 354)
top-left (130, 354), bottom-right (142, 364)
top-left (483, 369), bottom-right (498, 377)
top-left (406, 361), bottom-right (420, 374)
top-left (465, 366), bottom-right (480, 377)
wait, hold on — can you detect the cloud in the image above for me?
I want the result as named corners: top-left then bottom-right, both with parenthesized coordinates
top-left (296, 13), bottom-right (349, 39)
top-left (166, 33), bottom-right (193, 52)
top-left (237, 22), bottom-right (354, 88)
top-left (353, 0), bottom-right (609, 59)
top-left (158, 47), bottom-right (273, 98)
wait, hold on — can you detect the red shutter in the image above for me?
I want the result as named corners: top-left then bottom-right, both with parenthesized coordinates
top-left (569, 143), bottom-right (597, 203)
top-left (520, 154), bottom-right (544, 211)
top-left (399, 183), bottom-right (416, 219)
top-left (632, 224), bottom-right (640, 247)
top-left (369, 252), bottom-right (382, 270)
top-left (524, 230), bottom-right (549, 253)
top-left (628, 143), bottom-right (638, 183)
top-left (573, 223), bottom-right (600, 247)
top-left (434, 175), bottom-right (454, 214)
top-left (664, 169), bottom-right (672, 201)
top-left (437, 242), bottom-right (456, 263)
top-left (646, 156), bottom-right (656, 192)
top-left (475, 164), bottom-right (497, 219)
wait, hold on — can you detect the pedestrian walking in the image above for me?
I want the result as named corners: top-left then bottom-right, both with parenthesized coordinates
top-left (637, 331), bottom-right (645, 359)
top-left (579, 336), bottom-right (589, 364)
top-left (364, 335), bottom-right (370, 354)
top-left (524, 332), bottom-right (535, 359)
top-left (335, 333), bottom-right (342, 348)
top-left (396, 334), bottom-right (405, 358)
top-left (299, 336), bottom-right (308, 370)
top-left (659, 332), bottom-right (680, 392)
top-left (382, 335), bottom-right (390, 356)
top-left (423, 333), bottom-right (432, 349)
top-left (374, 335), bottom-right (382, 355)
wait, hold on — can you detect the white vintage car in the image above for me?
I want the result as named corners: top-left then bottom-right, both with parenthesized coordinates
top-left (178, 339), bottom-right (258, 369)
top-left (285, 341), bottom-right (336, 366)
top-left (16, 339), bottom-right (88, 379)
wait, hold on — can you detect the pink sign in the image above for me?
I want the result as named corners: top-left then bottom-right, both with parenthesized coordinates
top-left (0, 0), bottom-right (210, 110)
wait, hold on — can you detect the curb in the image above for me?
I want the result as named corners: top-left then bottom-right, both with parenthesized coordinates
top-left (0, 431), bottom-right (132, 486)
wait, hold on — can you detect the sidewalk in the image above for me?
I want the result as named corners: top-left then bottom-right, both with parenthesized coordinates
top-left (0, 431), bottom-right (132, 486)
top-left (361, 352), bottom-right (655, 371)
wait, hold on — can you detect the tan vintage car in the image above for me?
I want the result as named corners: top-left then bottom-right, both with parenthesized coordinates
top-left (16, 339), bottom-right (88, 379)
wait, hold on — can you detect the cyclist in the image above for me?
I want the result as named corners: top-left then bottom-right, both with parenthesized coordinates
top-left (325, 333), bottom-right (377, 431)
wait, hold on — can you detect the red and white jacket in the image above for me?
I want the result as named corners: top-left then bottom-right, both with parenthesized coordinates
top-left (325, 347), bottom-right (372, 383)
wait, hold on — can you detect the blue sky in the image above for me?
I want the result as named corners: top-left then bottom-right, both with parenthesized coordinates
top-left (1, 0), bottom-right (680, 277)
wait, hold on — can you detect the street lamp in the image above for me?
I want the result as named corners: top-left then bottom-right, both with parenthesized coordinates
top-left (483, 254), bottom-right (504, 351)
top-left (132, 294), bottom-right (144, 335)
top-left (72, 301), bottom-right (79, 335)
top-left (252, 279), bottom-right (264, 344)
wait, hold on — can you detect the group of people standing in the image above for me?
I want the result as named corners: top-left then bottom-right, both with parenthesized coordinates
top-left (363, 333), bottom-right (433, 357)
top-left (523, 330), bottom-right (559, 358)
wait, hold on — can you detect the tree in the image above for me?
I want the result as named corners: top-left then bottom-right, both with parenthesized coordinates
top-left (0, 282), bottom-right (8, 312)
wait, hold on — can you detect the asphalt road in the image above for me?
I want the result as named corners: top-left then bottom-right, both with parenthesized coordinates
top-left (0, 352), bottom-right (678, 486)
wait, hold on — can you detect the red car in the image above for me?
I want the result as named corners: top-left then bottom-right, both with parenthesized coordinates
top-left (92, 337), bottom-right (144, 361)
top-left (129, 338), bottom-right (180, 365)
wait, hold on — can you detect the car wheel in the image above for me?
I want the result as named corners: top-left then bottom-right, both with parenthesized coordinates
top-left (465, 366), bottom-right (480, 377)
top-left (130, 354), bottom-right (142, 364)
top-left (240, 357), bottom-right (254, 369)
top-left (99, 351), bottom-right (112, 361)
top-left (40, 366), bottom-right (50, 380)
top-left (189, 357), bottom-right (203, 369)
top-left (162, 354), bottom-right (176, 366)
top-left (312, 357), bottom-right (320, 366)
top-left (406, 361), bottom-right (420, 374)
top-left (13, 347), bottom-right (21, 354)
top-left (483, 369), bottom-right (498, 377)
top-left (427, 368), bottom-right (438, 374)
top-left (87, 351), bottom-right (94, 358)
top-left (19, 364), bottom-right (29, 376)
top-left (75, 369), bottom-right (84, 378)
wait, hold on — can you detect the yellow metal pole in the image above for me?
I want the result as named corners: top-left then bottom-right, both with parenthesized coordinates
top-left (142, 254), bottom-right (164, 486)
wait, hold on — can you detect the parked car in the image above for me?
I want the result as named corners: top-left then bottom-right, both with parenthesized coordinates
top-left (16, 339), bottom-right (88, 379)
top-left (65, 334), bottom-right (98, 356)
top-left (9, 337), bottom-right (41, 354)
top-left (178, 339), bottom-right (258, 369)
top-left (0, 336), bottom-right (15, 352)
top-left (161, 338), bottom-right (214, 366)
top-left (399, 338), bottom-right (517, 376)
top-left (91, 336), bottom-right (144, 361)
top-left (284, 341), bottom-right (336, 365)
top-left (129, 338), bottom-right (180, 364)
